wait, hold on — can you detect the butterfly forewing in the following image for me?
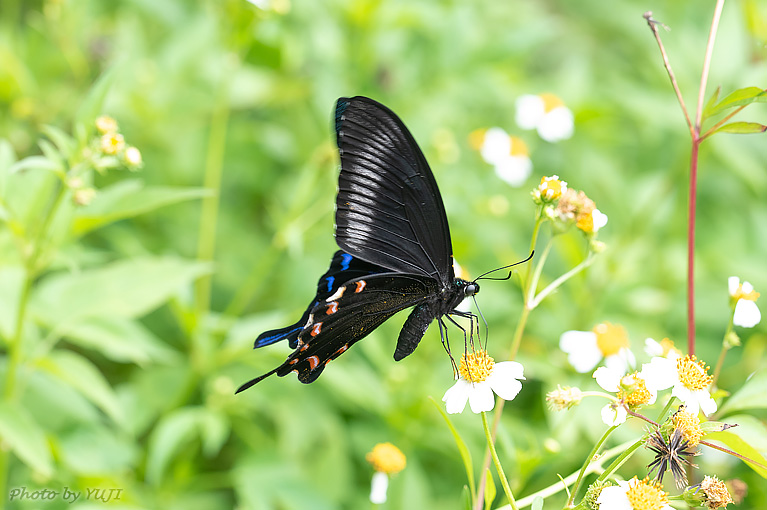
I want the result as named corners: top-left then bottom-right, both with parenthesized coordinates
top-left (335, 96), bottom-right (454, 282)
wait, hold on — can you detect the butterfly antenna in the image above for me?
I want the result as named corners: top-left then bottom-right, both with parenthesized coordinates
top-left (472, 295), bottom-right (489, 350)
top-left (474, 251), bottom-right (534, 282)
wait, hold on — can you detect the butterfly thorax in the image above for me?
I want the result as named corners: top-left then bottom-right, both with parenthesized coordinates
top-left (441, 278), bottom-right (479, 313)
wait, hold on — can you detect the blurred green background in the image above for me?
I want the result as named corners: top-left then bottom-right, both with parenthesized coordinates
top-left (1, 0), bottom-right (765, 508)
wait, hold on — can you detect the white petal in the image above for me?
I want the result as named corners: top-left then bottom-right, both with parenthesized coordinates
top-left (480, 127), bottom-right (511, 165)
top-left (728, 276), bottom-right (740, 296)
top-left (370, 471), bottom-right (389, 504)
top-left (537, 106), bottom-right (574, 142)
top-left (442, 379), bottom-right (471, 414)
top-left (644, 337), bottom-right (664, 357)
top-left (488, 374), bottom-right (523, 402)
top-left (671, 384), bottom-right (699, 415)
top-left (515, 94), bottom-right (545, 130)
top-left (605, 348), bottom-right (635, 374)
top-left (560, 331), bottom-right (603, 373)
top-left (591, 209), bottom-right (608, 232)
top-left (593, 366), bottom-right (621, 392)
top-left (492, 361), bottom-right (525, 380)
top-left (494, 156), bottom-right (533, 187)
top-left (640, 357), bottom-right (676, 392)
top-left (596, 485), bottom-right (632, 510)
top-left (600, 403), bottom-right (627, 426)
top-left (742, 281), bottom-right (754, 294)
top-left (696, 390), bottom-right (718, 416)
top-left (734, 299), bottom-right (761, 328)
top-left (468, 381), bottom-right (496, 413)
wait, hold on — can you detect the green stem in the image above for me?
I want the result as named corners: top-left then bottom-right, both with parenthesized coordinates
top-left (482, 411), bottom-right (518, 510)
top-left (711, 310), bottom-right (735, 388)
top-left (656, 396), bottom-right (677, 423)
top-left (596, 437), bottom-right (645, 483)
top-left (525, 237), bottom-right (553, 306)
top-left (566, 426), bottom-right (617, 508)
top-left (529, 252), bottom-right (595, 310)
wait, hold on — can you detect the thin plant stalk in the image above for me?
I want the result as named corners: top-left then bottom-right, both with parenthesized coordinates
top-left (566, 425), bottom-right (618, 508)
top-left (711, 310), bottom-right (735, 388)
top-left (482, 411), bottom-right (518, 510)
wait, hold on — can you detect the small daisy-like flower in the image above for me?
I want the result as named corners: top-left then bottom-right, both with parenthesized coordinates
top-left (593, 367), bottom-right (655, 426)
top-left (470, 127), bottom-right (532, 187)
top-left (576, 208), bottom-right (608, 234)
top-left (72, 187), bottom-right (97, 206)
top-left (515, 93), bottom-right (574, 142)
top-left (646, 428), bottom-right (699, 488)
top-left (535, 175), bottom-right (568, 202)
top-left (672, 405), bottom-right (704, 447)
top-left (687, 475), bottom-right (734, 509)
top-left (644, 337), bottom-right (682, 360)
top-left (366, 442), bottom-right (406, 504)
top-left (100, 132), bottom-right (125, 155)
top-left (123, 146), bottom-right (143, 168)
top-left (728, 276), bottom-right (761, 328)
top-left (95, 115), bottom-right (118, 134)
top-left (442, 350), bottom-right (524, 414)
top-left (585, 480), bottom-right (614, 510)
top-left (596, 476), bottom-right (672, 510)
top-left (546, 385), bottom-right (583, 411)
top-left (641, 355), bottom-right (717, 416)
top-left (560, 322), bottom-right (635, 374)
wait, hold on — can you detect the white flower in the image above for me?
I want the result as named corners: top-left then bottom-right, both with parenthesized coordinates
top-left (641, 356), bottom-right (717, 416)
top-left (593, 367), bottom-right (656, 426)
top-left (600, 403), bottom-right (627, 427)
top-left (728, 276), bottom-right (761, 328)
top-left (442, 351), bottom-right (524, 414)
top-left (515, 93), bottom-right (574, 142)
top-left (473, 127), bottom-right (533, 187)
top-left (644, 337), bottom-right (682, 360)
top-left (559, 323), bottom-right (635, 374)
top-left (591, 209), bottom-right (608, 232)
top-left (597, 477), bottom-right (672, 510)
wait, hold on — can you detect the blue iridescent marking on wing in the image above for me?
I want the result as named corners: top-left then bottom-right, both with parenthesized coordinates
top-left (340, 253), bottom-right (353, 270)
top-left (325, 276), bottom-right (335, 292)
top-left (254, 326), bottom-right (303, 348)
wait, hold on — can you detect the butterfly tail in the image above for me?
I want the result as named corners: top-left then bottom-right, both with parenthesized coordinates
top-left (235, 367), bottom-right (281, 393)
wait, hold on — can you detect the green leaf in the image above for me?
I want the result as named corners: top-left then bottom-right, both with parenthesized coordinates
top-left (42, 125), bottom-right (76, 160)
top-left (59, 316), bottom-right (180, 365)
top-left (73, 179), bottom-right (212, 235)
top-left (702, 85), bottom-right (721, 119)
top-left (706, 87), bottom-right (767, 117)
top-left (8, 155), bottom-right (66, 178)
top-left (31, 256), bottom-right (213, 325)
top-left (0, 139), bottom-right (17, 195)
top-left (430, 397), bottom-right (476, 500)
top-left (0, 401), bottom-right (54, 477)
top-left (711, 121), bottom-right (767, 135)
top-left (75, 67), bottom-right (118, 136)
top-left (718, 370), bottom-right (767, 416)
top-left (705, 414), bottom-right (767, 478)
top-left (145, 407), bottom-right (228, 485)
top-left (0, 265), bottom-right (25, 340)
top-left (483, 468), bottom-right (496, 510)
top-left (37, 350), bottom-right (125, 425)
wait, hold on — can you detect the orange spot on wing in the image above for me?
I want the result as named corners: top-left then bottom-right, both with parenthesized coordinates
top-left (334, 344), bottom-right (349, 357)
top-left (355, 280), bottom-right (366, 293)
top-left (326, 302), bottom-right (338, 314)
top-left (311, 323), bottom-right (322, 336)
top-left (307, 355), bottom-right (320, 370)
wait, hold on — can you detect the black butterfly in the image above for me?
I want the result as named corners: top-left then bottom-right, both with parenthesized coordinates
top-left (237, 96), bottom-right (487, 392)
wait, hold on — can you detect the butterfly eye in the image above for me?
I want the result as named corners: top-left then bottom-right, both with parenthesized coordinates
top-left (465, 283), bottom-right (479, 296)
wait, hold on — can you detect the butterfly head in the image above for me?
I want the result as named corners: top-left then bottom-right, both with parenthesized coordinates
top-left (464, 281), bottom-right (480, 297)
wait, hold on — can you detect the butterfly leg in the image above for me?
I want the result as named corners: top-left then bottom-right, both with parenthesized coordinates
top-left (438, 318), bottom-right (459, 378)
top-left (447, 310), bottom-right (480, 351)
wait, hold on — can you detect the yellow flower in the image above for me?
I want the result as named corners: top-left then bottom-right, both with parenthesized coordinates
top-left (124, 146), bottom-right (143, 168)
top-left (95, 115), bottom-right (118, 134)
top-left (366, 443), bottom-right (406, 474)
top-left (100, 132), bottom-right (125, 155)
top-left (537, 175), bottom-right (567, 201)
top-left (700, 475), bottom-right (733, 509)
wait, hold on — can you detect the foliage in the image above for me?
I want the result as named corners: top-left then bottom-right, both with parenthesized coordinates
top-left (1, 0), bottom-right (766, 509)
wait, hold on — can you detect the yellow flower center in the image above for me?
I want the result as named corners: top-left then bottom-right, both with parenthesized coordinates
top-left (538, 175), bottom-right (566, 200)
top-left (101, 132), bottom-right (125, 155)
top-left (659, 338), bottom-right (682, 358)
top-left (539, 92), bottom-right (565, 112)
top-left (733, 283), bottom-right (760, 302)
top-left (618, 372), bottom-right (652, 407)
top-left (459, 350), bottom-right (495, 383)
top-left (672, 408), bottom-right (704, 447)
top-left (625, 477), bottom-right (669, 510)
top-left (576, 211), bottom-right (594, 233)
top-left (700, 475), bottom-right (733, 509)
top-left (509, 136), bottom-right (529, 157)
top-left (366, 442), bottom-right (406, 474)
top-left (676, 355), bottom-right (713, 392)
top-left (593, 322), bottom-right (629, 357)
top-left (95, 115), bottom-right (118, 134)
top-left (468, 129), bottom-right (487, 151)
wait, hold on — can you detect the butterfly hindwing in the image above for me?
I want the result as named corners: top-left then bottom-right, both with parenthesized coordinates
top-left (335, 96), bottom-right (454, 282)
top-left (253, 250), bottom-right (384, 349)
